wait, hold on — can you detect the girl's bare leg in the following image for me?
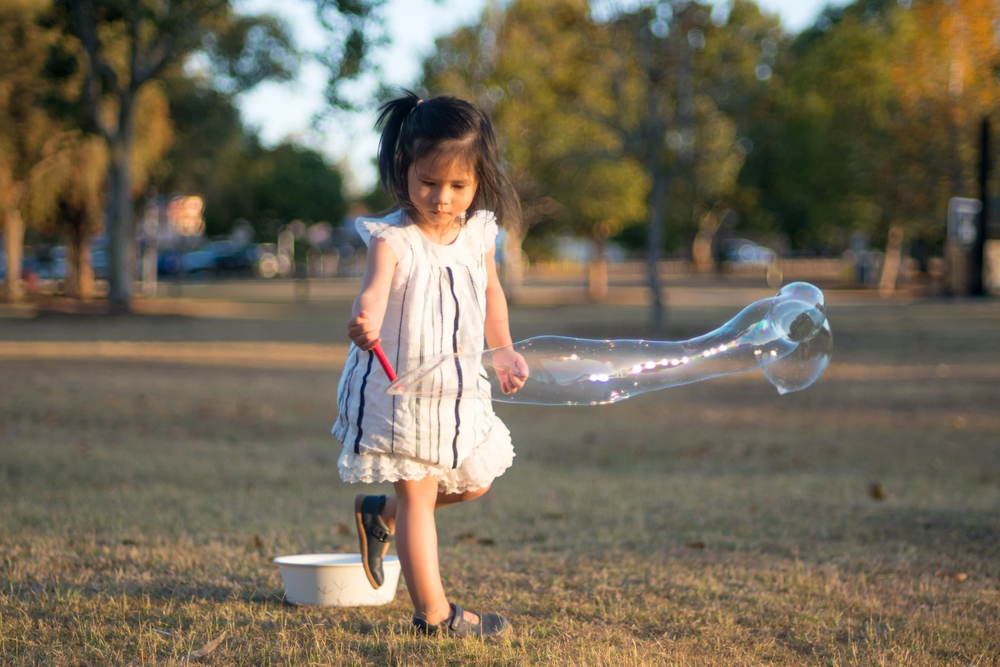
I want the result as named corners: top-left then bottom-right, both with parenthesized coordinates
top-left (379, 485), bottom-right (489, 532)
top-left (389, 478), bottom-right (488, 626)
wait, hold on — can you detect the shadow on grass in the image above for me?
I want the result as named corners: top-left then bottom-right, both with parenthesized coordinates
top-left (858, 506), bottom-right (1000, 557)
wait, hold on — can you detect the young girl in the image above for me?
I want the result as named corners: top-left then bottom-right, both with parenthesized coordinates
top-left (333, 91), bottom-right (528, 638)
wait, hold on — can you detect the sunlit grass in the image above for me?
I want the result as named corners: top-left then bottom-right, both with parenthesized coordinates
top-left (1, 298), bottom-right (998, 665)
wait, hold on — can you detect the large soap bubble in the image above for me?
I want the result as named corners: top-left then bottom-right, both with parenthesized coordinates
top-left (387, 282), bottom-right (832, 405)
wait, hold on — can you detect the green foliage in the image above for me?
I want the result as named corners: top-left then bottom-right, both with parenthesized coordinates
top-left (199, 140), bottom-right (348, 241)
top-left (740, 0), bottom-right (1000, 252)
top-left (416, 0), bottom-right (1000, 257)
top-left (0, 0), bottom-right (67, 196)
top-left (28, 0), bottom-right (384, 309)
top-left (358, 181), bottom-right (394, 214)
top-left (422, 0), bottom-right (760, 255)
top-left (423, 0), bottom-right (648, 246)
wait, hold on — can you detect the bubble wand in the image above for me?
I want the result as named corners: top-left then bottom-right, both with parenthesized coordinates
top-left (372, 343), bottom-right (397, 382)
top-left (386, 282), bottom-right (832, 405)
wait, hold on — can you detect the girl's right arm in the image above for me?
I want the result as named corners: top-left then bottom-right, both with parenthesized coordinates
top-left (347, 238), bottom-right (397, 351)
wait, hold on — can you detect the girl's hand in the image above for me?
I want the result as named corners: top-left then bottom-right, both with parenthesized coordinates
top-left (348, 309), bottom-right (381, 351)
top-left (492, 346), bottom-right (529, 394)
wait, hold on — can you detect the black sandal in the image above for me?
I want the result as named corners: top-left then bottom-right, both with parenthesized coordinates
top-left (413, 603), bottom-right (510, 638)
top-left (354, 494), bottom-right (394, 589)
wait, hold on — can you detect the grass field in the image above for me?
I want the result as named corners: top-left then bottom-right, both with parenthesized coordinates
top-left (1, 283), bottom-right (999, 665)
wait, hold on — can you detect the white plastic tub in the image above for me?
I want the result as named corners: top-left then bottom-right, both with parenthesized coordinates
top-left (273, 553), bottom-right (401, 606)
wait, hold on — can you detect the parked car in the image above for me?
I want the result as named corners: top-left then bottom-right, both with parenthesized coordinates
top-left (214, 241), bottom-right (260, 275)
top-left (173, 241), bottom-right (260, 277)
top-left (720, 239), bottom-right (777, 266)
top-left (157, 249), bottom-right (181, 276)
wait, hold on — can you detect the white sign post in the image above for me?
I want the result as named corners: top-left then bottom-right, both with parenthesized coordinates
top-left (948, 197), bottom-right (982, 246)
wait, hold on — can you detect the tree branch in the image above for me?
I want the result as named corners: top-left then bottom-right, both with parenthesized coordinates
top-left (68, 0), bottom-right (116, 141)
top-left (134, 34), bottom-right (175, 88)
top-left (129, 0), bottom-right (139, 91)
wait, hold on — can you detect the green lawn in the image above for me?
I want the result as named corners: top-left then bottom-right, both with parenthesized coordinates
top-left (1, 288), bottom-right (998, 665)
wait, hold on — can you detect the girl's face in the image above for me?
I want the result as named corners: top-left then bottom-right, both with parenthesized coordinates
top-left (406, 152), bottom-right (478, 228)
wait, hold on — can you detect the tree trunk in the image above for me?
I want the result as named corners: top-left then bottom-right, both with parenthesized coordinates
top-left (645, 171), bottom-right (668, 332)
top-left (2, 205), bottom-right (25, 303)
top-left (588, 237), bottom-right (608, 302)
top-left (692, 207), bottom-right (721, 275)
top-left (66, 222), bottom-right (95, 300)
top-left (879, 223), bottom-right (904, 298)
top-left (971, 116), bottom-right (991, 297)
top-left (502, 226), bottom-right (525, 303)
top-left (106, 138), bottom-right (133, 312)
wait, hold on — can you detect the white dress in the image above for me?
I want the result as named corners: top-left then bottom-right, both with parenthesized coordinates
top-left (333, 209), bottom-right (514, 494)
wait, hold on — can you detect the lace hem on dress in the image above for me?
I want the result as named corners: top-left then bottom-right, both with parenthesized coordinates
top-left (338, 432), bottom-right (514, 495)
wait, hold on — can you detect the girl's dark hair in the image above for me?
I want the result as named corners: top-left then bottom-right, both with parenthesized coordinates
top-left (375, 90), bottom-right (521, 228)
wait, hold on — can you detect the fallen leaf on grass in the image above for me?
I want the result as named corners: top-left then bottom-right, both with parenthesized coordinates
top-left (177, 631), bottom-right (226, 664)
top-left (934, 571), bottom-right (968, 582)
top-left (685, 541), bottom-right (706, 549)
top-left (868, 481), bottom-right (886, 500)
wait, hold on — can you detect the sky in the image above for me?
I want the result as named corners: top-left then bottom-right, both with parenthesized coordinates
top-left (235, 0), bottom-right (847, 194)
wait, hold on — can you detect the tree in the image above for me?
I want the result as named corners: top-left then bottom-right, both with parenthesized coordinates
top-left (422, 0), bottom-right (756, 317)
top-left (48, 0), bottom-right (383, 312)
top-left (153, 74), bottom-right (248, 229)
top-left (0, 0), bottom-right (66, 302)
top-left (151, 71), bottom-right (349, 243)
top-left (595, 1), bottom-right (755, 326)
top-left (26, 82), bottom-right (171, 300)
top-left (205, 141), bottom-right (349, 241)
top-left (423, 0), bottom-right (649, 300)
top-left (748, 0), bottom-right (1000, 282)
top-left (25, 133), bottom-right (106, 299)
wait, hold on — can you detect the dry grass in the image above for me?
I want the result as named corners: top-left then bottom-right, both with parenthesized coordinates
top-left (1, 289), bottom-right (999, 665)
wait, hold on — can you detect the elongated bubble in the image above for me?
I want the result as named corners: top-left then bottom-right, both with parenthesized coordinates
top-left (387, 282), bottom-right (832, 405)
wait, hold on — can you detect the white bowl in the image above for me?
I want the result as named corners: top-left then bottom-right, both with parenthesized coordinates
top-left (273, 553), bottom-right (401, 606)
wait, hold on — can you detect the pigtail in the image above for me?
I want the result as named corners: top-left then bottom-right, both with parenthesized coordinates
top-left (375, 90), bottom-right (421, 204)
top-left (470, 109), bottom-right (522, 230)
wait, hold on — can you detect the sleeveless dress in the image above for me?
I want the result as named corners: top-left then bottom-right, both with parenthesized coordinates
top-left (333, 209), bottom-right (514, 494)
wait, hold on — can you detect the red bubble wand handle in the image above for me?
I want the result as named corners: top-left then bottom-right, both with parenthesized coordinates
top-left (372, 343), bottom-right (397, 382)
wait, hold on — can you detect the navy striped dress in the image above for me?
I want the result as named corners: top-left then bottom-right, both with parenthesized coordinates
top-left (333, 209), bottom-right (514, 494)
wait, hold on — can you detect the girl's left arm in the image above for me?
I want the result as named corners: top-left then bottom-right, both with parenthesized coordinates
top-left (484, 248), bottom-right (528, 393)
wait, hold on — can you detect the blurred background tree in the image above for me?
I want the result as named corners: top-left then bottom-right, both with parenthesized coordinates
top-left (200, 141), bottom-right (348, 241)
top-left (3, 0), bottom-right (999, 308)
top-left (32, 0), bottom-right (382, 312)
top-left (0, 0), bottom-right (68, 303)
top-left (153, 65), bottom-right (348, 243)
top-left (423, 0), bottom-right (756, 325)
top-left (2, 0), bottom-right (180, 304)
top-left (25, 134), bottom-right (106, 300)
top-left (422, 0), bottom-right (642, 301)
